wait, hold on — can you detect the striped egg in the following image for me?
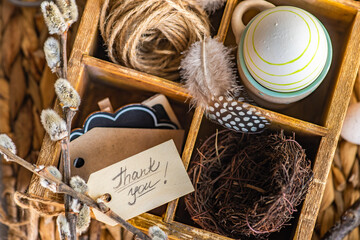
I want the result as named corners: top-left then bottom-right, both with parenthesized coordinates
top-left (243, 6), bottom-right (328, 92)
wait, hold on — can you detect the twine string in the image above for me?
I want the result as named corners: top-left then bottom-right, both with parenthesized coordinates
top-left (13, 191), bottom-right (64, 217)
top-left (99, 0), bottom-right (210, 80)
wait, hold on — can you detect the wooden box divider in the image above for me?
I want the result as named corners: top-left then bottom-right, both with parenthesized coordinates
top-left (29, 0), bottom-right (360, 239)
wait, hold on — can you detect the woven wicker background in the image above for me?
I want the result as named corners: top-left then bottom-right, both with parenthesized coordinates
top-left (0, 0), bottom-right (359, 239)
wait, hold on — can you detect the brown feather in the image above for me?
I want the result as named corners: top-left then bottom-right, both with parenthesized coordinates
top-left (180, 37), bottom-right (238, 108)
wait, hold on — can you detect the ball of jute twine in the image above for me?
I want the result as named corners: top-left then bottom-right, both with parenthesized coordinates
top-left (100, 0), bottom-right (210, 80)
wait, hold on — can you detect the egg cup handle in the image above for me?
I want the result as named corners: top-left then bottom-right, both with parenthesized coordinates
top-left (231, 0), bottom-right (276, 44)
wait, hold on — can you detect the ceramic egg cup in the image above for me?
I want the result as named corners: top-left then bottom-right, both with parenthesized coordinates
top-left (237, 16), bottom-right (332, 109)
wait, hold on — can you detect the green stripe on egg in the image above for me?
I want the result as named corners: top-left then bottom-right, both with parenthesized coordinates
top-left (242, 6), bottom-right (327, 92)
top-left (252, 10), bottom-right (312, 66)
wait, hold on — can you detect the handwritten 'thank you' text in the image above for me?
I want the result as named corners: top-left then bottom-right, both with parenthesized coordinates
top-left (112, 157), bottom-right (167, 205)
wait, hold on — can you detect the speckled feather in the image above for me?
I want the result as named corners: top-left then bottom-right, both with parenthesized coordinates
top-left (206, 95), bottom-right (271, 133)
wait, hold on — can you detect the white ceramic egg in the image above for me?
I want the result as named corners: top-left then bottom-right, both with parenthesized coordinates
top-left (341, 102), bottom-right (360, 145)
top-left (243, 6), bottom-right (328, 92)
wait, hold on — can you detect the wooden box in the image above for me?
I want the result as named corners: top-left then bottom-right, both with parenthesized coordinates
top-left (30, 0), bottom-right (360, 239)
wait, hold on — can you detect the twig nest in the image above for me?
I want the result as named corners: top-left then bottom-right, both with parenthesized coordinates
top-left (100, 0), bottom-right (210, 80)
top-left (185, 130), bottom-right (313, 238)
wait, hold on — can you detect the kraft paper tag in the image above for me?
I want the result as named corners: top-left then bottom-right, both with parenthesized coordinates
top-left (87, 140), bottom-right (194, 225)
top-left (142, 94), bottom-right (181, 128)
top-left (69, 128), bottom-right (185, 181)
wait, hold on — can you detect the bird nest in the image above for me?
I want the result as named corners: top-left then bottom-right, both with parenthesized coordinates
top-left (185, 129), bottom-right (313, 238)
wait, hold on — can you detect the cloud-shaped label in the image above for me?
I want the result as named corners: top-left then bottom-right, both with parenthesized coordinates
top-left (70, 104), bottom-right (178, 141)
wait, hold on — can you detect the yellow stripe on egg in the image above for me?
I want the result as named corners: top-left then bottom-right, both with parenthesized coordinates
top-left (242, 6), bottom-right (327, 92)
top-left (252, 10), bottom-right (312, 66)
top-left (246, 10), bottom-right (320, 77)
top-left (244, 51), bottom-right (324, 91)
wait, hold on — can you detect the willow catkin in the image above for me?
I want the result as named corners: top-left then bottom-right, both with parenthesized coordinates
top-left (100, 0), bottom-right (210, 80)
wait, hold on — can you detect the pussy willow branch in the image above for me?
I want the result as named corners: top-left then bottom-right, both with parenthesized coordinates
top-left (0, 146), bottom-right (152, 240)
top-left (61, 108), bottom-right (77, 239)
top-left (59, 26), bottom-right (73, 238)
top-left (60, 30), bottom-right (68, 79)
top-left (55, 68), bottom-right (62, 79)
